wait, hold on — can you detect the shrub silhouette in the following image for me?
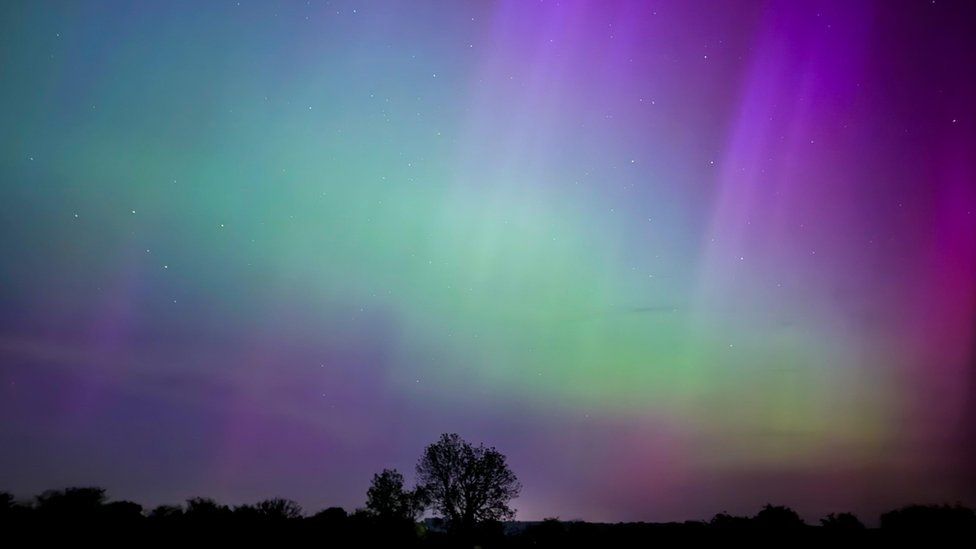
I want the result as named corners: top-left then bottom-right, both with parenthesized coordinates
top-left (35, 487), bottom-right (107, 520)
top-left (102, 500), bottom-right (143, 522)
top-left (311, 505), bottom-right (347, 526)
top-left (820, 512), bottom-right (865, 530)
top-left (0, 491), bottom-right (13, 511)
top-left (183, 496), bottom-right (231, 528)
top-left (149, 504), bottom-right (184, 521)
top-left (232, 503), bottom-right (261, 521)
top-left (255, 498), bottom-right (303, 520)
top-left (753, 504), bottom-right (805, 528)
top-left (709, 512), bottom-right (752, 529)
top-left (310, 505), bottom-right (349, 540)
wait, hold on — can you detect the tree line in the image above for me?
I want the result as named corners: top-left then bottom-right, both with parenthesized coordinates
top-left (1, 433), bottom-right (973, 546)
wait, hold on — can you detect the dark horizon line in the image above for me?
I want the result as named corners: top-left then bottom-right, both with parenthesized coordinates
top-left (4, 485), bottom-right (975, 528)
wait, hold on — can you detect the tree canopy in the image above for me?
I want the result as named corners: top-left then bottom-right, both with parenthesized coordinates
top-left (415, 432), bottom-right (521, 533)
top-left (366, 468), bottom-right (425, 524)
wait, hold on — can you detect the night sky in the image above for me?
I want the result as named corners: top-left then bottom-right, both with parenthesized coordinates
top-left (1, 0), bottom-right (975, 523)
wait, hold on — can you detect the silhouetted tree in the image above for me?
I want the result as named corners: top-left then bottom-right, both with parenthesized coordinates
top-left (304, 506), bottom-right (350, 545)
top-left (310, 506), bottom-right (348, 535)
top-left (709, 511), bottom-right (752, 529)
top-left (149, 504), bottom-right (184, 521)
top-left (312, 506), bottom-right (348, 523)
top-left (35, 487), bottom-right (106, 519)
top-left (103, 500), bottom-right (144, 522)
top-left (415, 433), bottom-right (520, 535)
top-left (820, 512), bottom-right (865, 530)
top-left (366, 468), bottom-right (425, 524)
top-left (232, 503), bottom-right (261, 521)
top-left (0, 491), bottom-right (30, 527)
top-left (255, 498), bottom-right (303, 520)
top-left (753, 504), bottom-right (805, 529)
top-left (184, 497), bottom-right (231, 522)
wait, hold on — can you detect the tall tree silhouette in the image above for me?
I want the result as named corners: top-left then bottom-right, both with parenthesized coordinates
top-left (366, 468), bottom-right (425, 523)
top-left (415, 433), bottom-right (520, 534)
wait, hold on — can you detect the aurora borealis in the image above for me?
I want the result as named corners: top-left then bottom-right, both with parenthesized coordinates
top-left (1, 0), bottom-right (974, 523)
